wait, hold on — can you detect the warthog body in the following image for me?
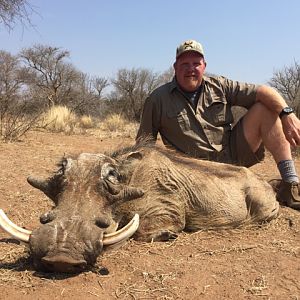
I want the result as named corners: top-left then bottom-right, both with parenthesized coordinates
top-left (0, 144), bottom-right (279, 273)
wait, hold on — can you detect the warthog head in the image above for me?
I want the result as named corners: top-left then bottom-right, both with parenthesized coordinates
top-left (0, 152), bottom-right (142, 273)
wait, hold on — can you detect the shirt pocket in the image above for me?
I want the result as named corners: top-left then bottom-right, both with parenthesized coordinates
top-left (166, 109), bottom-right (191, 132)
top-left (203, 98), bottom-right (232, 126)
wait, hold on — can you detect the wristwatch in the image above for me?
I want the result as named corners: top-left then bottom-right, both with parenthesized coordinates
top-left (279, 107), bottom-right (294, 119)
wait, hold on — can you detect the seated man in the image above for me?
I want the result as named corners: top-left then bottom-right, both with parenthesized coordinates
top-left (136, 39), bottom-right (300, 209)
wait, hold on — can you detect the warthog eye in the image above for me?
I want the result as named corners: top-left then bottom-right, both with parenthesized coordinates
top-left (101, 163), bottom-right (120, 184)
top-left (108, 169), bottom-right (119, 179)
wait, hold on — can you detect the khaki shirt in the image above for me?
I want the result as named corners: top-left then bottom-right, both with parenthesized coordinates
top-left (137, 75), bottom-right (258, 159)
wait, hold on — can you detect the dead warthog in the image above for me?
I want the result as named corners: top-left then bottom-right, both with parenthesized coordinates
top-left (0, 144), bottom-right (279, 273)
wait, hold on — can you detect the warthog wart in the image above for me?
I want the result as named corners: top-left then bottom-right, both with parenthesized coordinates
top-left (0, 143), bottom-right (279, 273)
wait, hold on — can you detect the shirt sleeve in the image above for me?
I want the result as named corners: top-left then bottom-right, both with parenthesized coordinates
top-left (136, 95), bottom-right (160, 142)
top-left (222, 77), bottom-right (259, 109)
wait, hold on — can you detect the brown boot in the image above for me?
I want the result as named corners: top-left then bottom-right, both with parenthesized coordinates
top-left (277, 181), bottom-right (300, 210)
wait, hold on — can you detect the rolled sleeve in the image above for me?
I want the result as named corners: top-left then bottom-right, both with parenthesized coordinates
top-left (223, 77), bottom-right (258, 108)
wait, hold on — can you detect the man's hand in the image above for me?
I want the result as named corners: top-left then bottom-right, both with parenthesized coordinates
top-left (281, 114), bottom-right (300, 147)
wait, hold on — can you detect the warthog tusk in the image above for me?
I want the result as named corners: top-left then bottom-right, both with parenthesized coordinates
top-left (0, 209), bottom-right (31, 242)
top-left (103, 214), bottom-right (139, 245)
top-left (0, 209), bottom-right (139, 245)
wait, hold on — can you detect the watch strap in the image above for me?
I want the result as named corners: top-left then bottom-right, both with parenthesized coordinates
top-left (279, 107), bottom-right (294, 119)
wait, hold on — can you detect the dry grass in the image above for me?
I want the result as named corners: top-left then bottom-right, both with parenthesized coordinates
top-left (0, 243), bottom-right (33, 288)
top-left (41, 105), bottom-right (77, 134)
top-left (101, 114), bottom-right (127, 132)
top-left (39, 110), bottom-right (138, 138)
top-left (79, 115), bottom-right (94, 129)
top-left (98, 114), bottom-right (139, 139)
top-left (245, 275), bottom-right (269, 296)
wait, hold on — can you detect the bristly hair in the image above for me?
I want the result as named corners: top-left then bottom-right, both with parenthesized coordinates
top-left (107, 136), bottom-right (155, 159)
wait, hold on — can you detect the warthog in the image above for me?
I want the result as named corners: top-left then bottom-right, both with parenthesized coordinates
top-left (0, 144), bottom-right (279, 273)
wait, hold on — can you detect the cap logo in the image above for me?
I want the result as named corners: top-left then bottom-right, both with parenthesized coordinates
top-left (183, 41), bottom-right (194, 50)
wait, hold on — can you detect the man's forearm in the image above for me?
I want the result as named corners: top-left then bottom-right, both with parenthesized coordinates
top-left (256, 85), bottom-right (288, 114)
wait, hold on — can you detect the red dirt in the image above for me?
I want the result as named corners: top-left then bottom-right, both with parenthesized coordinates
top-left (0, 131), bottom-right (300, 299)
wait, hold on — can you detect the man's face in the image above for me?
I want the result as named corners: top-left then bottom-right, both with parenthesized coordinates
top-left (174, 51), bottom-right (206, 92)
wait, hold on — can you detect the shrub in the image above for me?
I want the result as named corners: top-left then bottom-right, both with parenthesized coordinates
top-left (101, 114), bottom-right (127, 132)
top-left (0, 102), bottom-right (41, 142)
top-left (42, 105), bottom-right (77, 134)
top-left (79, 115), bottom-right (94, 129)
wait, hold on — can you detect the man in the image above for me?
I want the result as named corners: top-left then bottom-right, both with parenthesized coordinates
top-left (136, 39), bottom-right (300, 209)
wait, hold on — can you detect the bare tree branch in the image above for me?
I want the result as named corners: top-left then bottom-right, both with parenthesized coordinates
top-left (269, 60), bottom-right (300, 116)
top-left (0, 0), bottom-right (35, 30)
top-left (110, 68), bottom-right (160, 121)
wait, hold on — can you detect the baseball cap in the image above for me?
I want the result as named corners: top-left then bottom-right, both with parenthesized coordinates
top-left (176, 40), bottom-right (205, 59)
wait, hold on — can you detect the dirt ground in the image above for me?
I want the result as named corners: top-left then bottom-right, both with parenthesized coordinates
top-left (0, 130), bottom-right (300, 300)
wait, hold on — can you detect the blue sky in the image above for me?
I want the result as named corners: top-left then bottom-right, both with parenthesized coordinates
top-left (1, 0), bottom-right (300, 85)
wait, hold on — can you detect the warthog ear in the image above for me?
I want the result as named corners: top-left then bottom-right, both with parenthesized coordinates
top-left (126, 151), bottom-right (143, 161)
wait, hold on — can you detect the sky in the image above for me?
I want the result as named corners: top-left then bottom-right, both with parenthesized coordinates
top-left (1, 0), bottom-right (300, 85)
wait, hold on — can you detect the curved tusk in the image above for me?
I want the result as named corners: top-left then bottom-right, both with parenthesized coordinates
top-left (0, 209), bottom-right (31, 242)
top-left (103, 214), bottom-right (139, 245)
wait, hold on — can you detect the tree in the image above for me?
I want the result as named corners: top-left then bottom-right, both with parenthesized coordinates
top-left (158, 66), bottom-right (174, 85)
top-left (20, 44), bottom-right (110, 117)
top-left (0, 50), bottom-right (39, 141)
top-left (110, 68), bottom-right (160, 121)
top-left (21, 45), bottom-right (81, 108)
top-left (0, 50), bottom-right (24, 107)
top-left (0, 0), bottom-right (34, 30)
top-left (91, 76), bottom-right (109, 98)
top-left (68, 73), bottom-right (108, 117)
top-left (269, 60), bottom-right (300, 116)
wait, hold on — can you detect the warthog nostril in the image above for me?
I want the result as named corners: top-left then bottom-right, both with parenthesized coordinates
top-left (95, 216), bottom-right (110, 228)
top-left (41, 255), bottom-right (87, 273)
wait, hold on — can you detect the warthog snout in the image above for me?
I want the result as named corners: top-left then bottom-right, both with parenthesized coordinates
top-left (41, 255), bottom-right (87, 273)
top-left (29, 218), bottom-right (104, 273)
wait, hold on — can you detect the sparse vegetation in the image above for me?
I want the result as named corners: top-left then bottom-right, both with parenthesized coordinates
top-left (0, 110), bottom-right (40, 142)
top-left (0, 50), bottom-right (41, 142)
top-left (79, 115), bottom-right (94, 129)
top-left (269, 60), bottom-right (300, 117)
top-left (98, 113), bottom-right (138, 138)
top-left (101, 113), bottom-right (127, 132)
top-left (41, 105), bottom-right (77, 134)
top-left (38, 107), bottom-right (138, 137)
top-left (0, 43), bottom-right (299, 144)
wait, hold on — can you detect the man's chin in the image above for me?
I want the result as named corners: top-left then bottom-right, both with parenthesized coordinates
top-left (182, 83), bottom-right (200, 92)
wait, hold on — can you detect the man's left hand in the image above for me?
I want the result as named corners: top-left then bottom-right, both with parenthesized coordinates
top-left (282, 114), bottom-right (300, 147)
